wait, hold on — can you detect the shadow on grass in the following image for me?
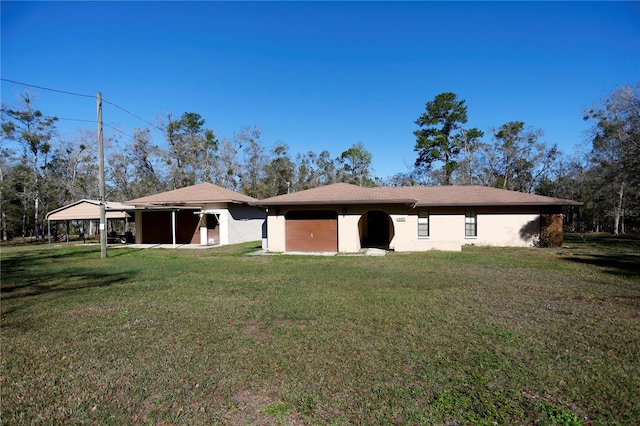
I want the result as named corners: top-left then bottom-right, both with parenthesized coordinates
top-left (1, 246), bottom-right (138, 302)
top-left (563, 254), bottom-right (640, 277)
top-left (562, 234), bottom-right (640, 277)
top-left (0, 269), bottom-right (132, 300)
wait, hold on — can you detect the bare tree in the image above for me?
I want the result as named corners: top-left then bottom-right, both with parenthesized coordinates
top-left (1, 93), bottom-right (58, 240)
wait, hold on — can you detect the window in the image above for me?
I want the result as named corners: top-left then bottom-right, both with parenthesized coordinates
top-left (465, 210), bottom-right (477, 237)
top-left (418, 211), bottom-right (429, 237)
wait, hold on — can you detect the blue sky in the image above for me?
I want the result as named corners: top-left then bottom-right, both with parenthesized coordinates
top-left (2, 1), bottom-right (639, 178)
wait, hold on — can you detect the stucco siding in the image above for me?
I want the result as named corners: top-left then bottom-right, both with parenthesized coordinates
top-left (390, 208), bottom-right (541, 250)
top-left (474, 210), bottom-right (540, 247)
top-left (201, 204), bottom-right (265, 245)
top-left (266, 205), bottom-right (543, 253)
top-left (389, 209), bottom-right (464, 252)
top-left (338, 213), bottom-right (361, 253)
top-left (227, 205), bottom-right (267, 245)
top-left (267, 213), bottom-right (287, 252)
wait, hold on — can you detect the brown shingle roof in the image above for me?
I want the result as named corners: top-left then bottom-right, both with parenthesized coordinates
top-left (126, 183), bottom-right (258, 207)
top-left (256, 183), bottom-right (417, 205)
top-left (256, 183), bottom-right (582, 207)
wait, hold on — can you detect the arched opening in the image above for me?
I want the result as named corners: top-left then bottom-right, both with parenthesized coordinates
top-left (358, 210), bottom-right (394, 249)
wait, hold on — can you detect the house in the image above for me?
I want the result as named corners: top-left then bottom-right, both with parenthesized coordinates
top-left (256, 182), bottom-right (581, 253)
top-left (126, 183), bottom-right (266, 246)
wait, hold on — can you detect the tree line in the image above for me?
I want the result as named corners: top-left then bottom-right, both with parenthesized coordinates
top-left (1, 83), bottom-right (638, 240)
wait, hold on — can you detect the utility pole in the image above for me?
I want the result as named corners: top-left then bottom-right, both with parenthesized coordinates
top-left (97, 92), bottom-right (107, 258)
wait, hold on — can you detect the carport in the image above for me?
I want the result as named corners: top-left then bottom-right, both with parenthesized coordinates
top-left (45, 199), bottom-right (134, 244)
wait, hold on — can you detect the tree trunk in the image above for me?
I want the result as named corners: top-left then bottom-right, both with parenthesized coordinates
top-left (34, 189), bottom-right (40, 241)
top-left (444, 150), bottom-right (451, 185)
top-left (613, 181), bottom-right (624, 235)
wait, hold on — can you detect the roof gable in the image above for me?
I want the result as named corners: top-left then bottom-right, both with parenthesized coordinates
top-left (126, 183), bottom-right (258, 206)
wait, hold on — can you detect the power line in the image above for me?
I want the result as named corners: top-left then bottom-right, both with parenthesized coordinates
top-left (44, 116), bottom-right (134, 139)
top-left (2, 78), bottom-right (164, 133)
top-left (1, 78), bottom-right (95, 99)
top-left (54, 117), bottom-right (96, 124)
top-left (104, 99), bottom-right (163, 132)
top-left (104, 123), bottom-right (133, 139)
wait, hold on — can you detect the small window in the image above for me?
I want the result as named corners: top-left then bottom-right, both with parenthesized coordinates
top-left (465, 210), bottom-right (477, 237)
top-left (418, 210), bottom-right (429, 237)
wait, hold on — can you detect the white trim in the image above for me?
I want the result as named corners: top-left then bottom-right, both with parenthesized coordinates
top-left (171, 211), bottom-right (177, 247)
top-left (201, 209), bottom-right (228, 245)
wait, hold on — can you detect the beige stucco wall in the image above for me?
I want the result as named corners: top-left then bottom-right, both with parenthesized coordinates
top-left (266, 211), bottom-right (287, 252)
top-left (474, 209), bottom-right (540, 247)
top-left (388, 208), bottom-right (465, 252)
top-left (266, 205), bottom-right (541, 253)
top-left (388, 207), bottom-right (540, 251)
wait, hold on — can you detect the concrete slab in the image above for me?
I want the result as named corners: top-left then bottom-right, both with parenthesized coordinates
top-left (247, 249), bottom-right (387, 257)
top-left (364, 248), bottom-right (387, 256)
top-left (109, 243), bottom-right (215, 250)
top-left (283, 251), bottom-right (338, 256)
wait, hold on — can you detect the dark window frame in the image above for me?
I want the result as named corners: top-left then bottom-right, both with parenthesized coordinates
top-left (418, 210), bottom-right (429, 238)
top-left (465, 210), bottom-right (477, 237)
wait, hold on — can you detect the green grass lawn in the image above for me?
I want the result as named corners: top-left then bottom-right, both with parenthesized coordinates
top-left (1, 235), bottom-right (639, 425)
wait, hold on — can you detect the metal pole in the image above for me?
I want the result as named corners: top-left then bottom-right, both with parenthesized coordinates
top-left (97, 92), bottom-right (107, 258)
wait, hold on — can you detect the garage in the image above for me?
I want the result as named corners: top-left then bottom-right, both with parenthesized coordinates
top-left (285, 210), bottom-right (338, 252)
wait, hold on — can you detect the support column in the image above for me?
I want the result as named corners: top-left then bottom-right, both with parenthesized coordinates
top-left (172, 210), bottom-right (177, 247)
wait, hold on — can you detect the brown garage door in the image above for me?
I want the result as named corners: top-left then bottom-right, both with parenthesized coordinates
top-left (286, 210), bottom-right (338, 252)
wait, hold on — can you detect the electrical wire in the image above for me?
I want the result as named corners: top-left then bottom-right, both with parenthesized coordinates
top-left (104, 123), bottom-right (133, 139)
top-left (104, 100), bottom-right (164, 132)
top-left (54, 117), bottom-right (96, 124)
top-left (2, 78), bottom-right (164, 133)
top-left (43, 116), bottom-right (133, 139)
top-left (1, 78), bottom-right (95, 99)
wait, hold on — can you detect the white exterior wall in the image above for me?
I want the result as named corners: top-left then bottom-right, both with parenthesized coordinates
top-left (227, 205), bottom-right (266, 245)
top-left (201, 203), bottom-right (266, 245)
top-left (266, 205), bottom-right (542, 253)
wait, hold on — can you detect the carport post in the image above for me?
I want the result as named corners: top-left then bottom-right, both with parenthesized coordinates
top-left (172, 210), bottom-right (177, 247)
top-left (48, 220), bottom-right (51, 246)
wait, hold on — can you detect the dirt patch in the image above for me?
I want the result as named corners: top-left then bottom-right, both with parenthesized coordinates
top-left (237, 319), bottom-right (272, 340)
top-left (222, 389), bottom-right (306, 426)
